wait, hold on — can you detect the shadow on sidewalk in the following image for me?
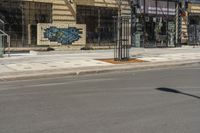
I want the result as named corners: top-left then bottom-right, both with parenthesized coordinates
top-left (156, 87), bottom-right (200, 99)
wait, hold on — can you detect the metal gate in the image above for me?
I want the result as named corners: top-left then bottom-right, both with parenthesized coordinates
top-left (0, 35), bottom-right (5, 57)
top-left (114, 16), bottom-right (131, 61)
top-left (0, 30), bottom-right (11, 57)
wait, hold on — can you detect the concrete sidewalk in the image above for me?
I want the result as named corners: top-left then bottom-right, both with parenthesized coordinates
top-left (0, 47), bottom-right (200, 80)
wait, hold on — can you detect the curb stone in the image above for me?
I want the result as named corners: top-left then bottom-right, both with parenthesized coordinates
top-left (0, 60), bottom-right (200, 81)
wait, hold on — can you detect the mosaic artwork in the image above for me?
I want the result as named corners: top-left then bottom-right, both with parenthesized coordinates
top-left (44, 27), bottom-right (81, 45)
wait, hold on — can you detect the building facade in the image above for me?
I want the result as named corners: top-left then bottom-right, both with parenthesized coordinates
top-left (187, 0), bottom-right (200, 45)
top-left (132, 0), bottom-right (177, 47)
top-left (0, 0), bottom-right (131, 47)
top-left (0, 0), bottom-right (199, 48)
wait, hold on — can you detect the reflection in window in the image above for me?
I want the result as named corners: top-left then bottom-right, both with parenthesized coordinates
top-left (77, 5), bottom-right (118, 45)
top-left (0, 1), bottom-right (52, 47)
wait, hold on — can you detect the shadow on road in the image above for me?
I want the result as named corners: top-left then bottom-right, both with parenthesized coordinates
top-left (156, 87), bottom-right (200, 99)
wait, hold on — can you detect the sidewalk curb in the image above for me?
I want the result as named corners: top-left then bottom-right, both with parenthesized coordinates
top-left (0, 60), bottom-right (200, 81)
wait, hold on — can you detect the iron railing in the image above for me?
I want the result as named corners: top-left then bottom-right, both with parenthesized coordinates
top-left (0, 29), bottom-right (11, 57)
top-left (114, 16), bottom-right (131, 61)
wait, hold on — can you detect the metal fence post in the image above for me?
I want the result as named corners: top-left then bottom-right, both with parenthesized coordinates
top-left (0, 35), bottom-right (3, 57)
top-left (0, 29), bottom-right (11, 57)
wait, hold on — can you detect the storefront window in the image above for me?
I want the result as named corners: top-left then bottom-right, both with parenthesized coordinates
top-left (0, 1), bottom-right (52, 47)
top-left (189, 16), bottom-right (200, 25)
top-left (133, 0), bottom-right (176, 47)
top-left (24, 2), bottom-right (52, 24)
top-left (77, 5), bottom-right (118, 45)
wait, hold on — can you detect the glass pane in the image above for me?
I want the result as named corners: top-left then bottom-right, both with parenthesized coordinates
top-left (77, 5), bottom-right (117, 45)
top-left (0, 0), bottom-right (52, 47)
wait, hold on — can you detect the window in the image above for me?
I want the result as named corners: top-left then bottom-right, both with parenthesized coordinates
top-left (0, 1), bottom-right (52, 47)
top-left (77, 5), bottom-right (118, 45)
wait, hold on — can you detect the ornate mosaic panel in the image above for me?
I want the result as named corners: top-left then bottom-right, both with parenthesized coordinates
top-left (44, 27), bottom-right (82, 45)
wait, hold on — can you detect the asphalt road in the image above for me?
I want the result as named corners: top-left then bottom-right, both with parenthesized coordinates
top-left (0, 64), bottom-right (200, 133)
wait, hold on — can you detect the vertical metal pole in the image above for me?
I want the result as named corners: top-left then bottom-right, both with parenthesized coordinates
top-left (175, 1), bottom-right (179, 45)
top-left (131, 1), bottom-right (134, 47)
top-left (125, 18), bottom-right (126, 60)
top-left (21, 1), bottom-right (25, 47)
top-left (128, 18), bottom-right (130, 59)
top-left (0, 19), bottom-right (5, 55)
top-left (131, 0), bottom-right (136, 47)
top-left (155, 0), bottom-right (158, 47)
top-left (126, 18), bottom-right (128, 59)
top-left (167, 0), bottom-right (169, 47)
top-left (117, 0), bottom-right (122, 60)
top-left (177, 0), bottom-right (182, 47)
top-left (124, 18), bottom-right (126, 59)
top-left (143, 0), bottom-right (146, 47)
top-left (0, 35), bottom-right (3, 57)
top-left (126, 18), bottom-right (129, 59)
top-left (119, 19), bottom-right (122, 60)
top-left (114, 18), bottom-right (116, 60)
top-left (7, 35), bottom-right (10, 57)
top-left (98, 8), bottom-right (101, 46)
top-left (123, 18), bottom-right (125, 59)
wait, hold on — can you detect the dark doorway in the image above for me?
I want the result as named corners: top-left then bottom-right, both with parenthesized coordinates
top-left (134, 0), bottom-right (176, 48)
top-left (145, 19), bottom-right (156, 47)
top-left (31, 25), bottom-right (37, 45)
top-left (189, 15), bottom-right (200, 25)
top-left (188, 15), bottom-right (200, 45)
